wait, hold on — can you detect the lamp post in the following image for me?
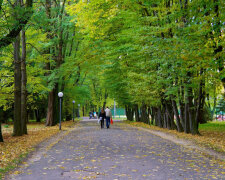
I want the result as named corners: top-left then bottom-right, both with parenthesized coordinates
top-left (78, 104), bottom-right (80, 118)
top-left (114, 99), bottom-right (116, 118)
top-left (58, 92), bottom-right (63, 130)
top-left (72, 100), bottom-right (75, 122)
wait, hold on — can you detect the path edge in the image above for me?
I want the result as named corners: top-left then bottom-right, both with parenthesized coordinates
top-left (125, 123), bottom-right (225, 161)
top-left (3, 124), bottom-right (80, 180)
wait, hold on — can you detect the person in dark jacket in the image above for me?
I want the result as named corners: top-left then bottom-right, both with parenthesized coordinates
top-left (89, 111), bottom-right (93, 119)
top-left (98, 108), bottom-right (106, 128)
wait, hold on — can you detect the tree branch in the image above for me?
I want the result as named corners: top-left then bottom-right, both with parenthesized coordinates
top-left (0, 0), bottom-right (3, 11)
top-left (0, 0), bottom-right (33, 49)
top-left (26, 43), bottom-right (42, 54)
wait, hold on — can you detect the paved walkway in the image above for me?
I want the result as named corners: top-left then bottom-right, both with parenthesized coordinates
top-left (6, 118), bottom-right (225, 180)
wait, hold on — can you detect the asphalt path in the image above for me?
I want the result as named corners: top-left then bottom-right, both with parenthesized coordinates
top-left (6, 117), bottom-right (225, 180)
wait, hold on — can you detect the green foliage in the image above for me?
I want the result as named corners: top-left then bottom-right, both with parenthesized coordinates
top-left (216, 97), bottom-right (225, 114)
top-left (203, 106), bottom-right (213, 123)
top-left (66, 0), bottom-right (225, 125)
top-left (0, 0), bottom-right (225, 128)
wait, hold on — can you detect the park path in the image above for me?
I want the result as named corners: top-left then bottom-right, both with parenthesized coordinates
top-left (6, 118), bottom-right (225, 180)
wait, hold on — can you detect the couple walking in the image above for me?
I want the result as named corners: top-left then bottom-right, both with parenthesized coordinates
top-left (98, 107), bottom-right (112, 129)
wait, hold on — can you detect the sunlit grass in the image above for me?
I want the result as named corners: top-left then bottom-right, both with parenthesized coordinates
top-left (199, 121), bottom-right (225, 132)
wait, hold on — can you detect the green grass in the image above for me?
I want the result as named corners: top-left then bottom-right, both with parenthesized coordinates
top-left (113, 117), bottom-right (127, 120)
top-left (199, 121), bottom-right (225, 132)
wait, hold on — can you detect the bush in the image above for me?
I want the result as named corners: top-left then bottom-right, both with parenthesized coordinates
top-left (202, 106), bottom-right (213, 123)
top-left (4, 124), bottom-right (9, 128)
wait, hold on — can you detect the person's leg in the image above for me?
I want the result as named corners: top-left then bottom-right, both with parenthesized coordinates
top-left (108, 117), bottom-right (110, 128)
top-left (101, 120), bottom-right (104, 128)
top-left (106, 117), bottom-right (110, 128)
top-left (106, 117), bottom-right (108, 128)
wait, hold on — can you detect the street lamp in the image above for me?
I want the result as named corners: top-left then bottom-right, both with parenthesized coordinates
top-left (114, 99), bottom-right (116, 118)
top-left (72, 100), bottom-right (75, 122)
top-left (78, 104), bottom-right (80, 118)
top-left (58, 92), bottom-right (63, 130)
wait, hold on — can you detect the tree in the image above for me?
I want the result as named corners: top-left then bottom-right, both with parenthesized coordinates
top-left (21, 30), bottom-right (28, 134)
top-left (0, 0), bottom-right (224, 140)
top-left (13, 32), bottom-right (22, 136)
top-left (67, 0), bottom-right (224, 135)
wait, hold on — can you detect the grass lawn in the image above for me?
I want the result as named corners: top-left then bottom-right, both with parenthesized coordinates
top-left (199, 121), bottom-right (225, 131)
top-left (198, 121), bottom-right (225, 153)
top-left (126, 121), bottom-right (225, 154)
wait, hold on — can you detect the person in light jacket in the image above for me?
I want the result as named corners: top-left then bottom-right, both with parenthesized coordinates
top-left (105, 107), bottom-right (112, 129)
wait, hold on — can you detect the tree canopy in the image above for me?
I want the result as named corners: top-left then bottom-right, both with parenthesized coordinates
top-left (0, 0), bottom-right (225, 141)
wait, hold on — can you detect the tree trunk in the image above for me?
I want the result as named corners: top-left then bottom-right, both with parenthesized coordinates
top-left (147, 106), bottom-right (151, 123)
top-left (134, 104), bottom-right (140, 122)
top-left (178, 84), bottom-right (185, 128)
top-left (13, 34), bottom-right (23, 136)
top-left (184, 102), bottom-right (190, 133)
top-left (164, 112), bottom-right (167, 128)
top-left (186, 72), bottom-right (199, 135)
top-left (53, 83), bottom-right (59, 125)
top-left (188, 95), bottom-right (199, 135)
top-left (179, 100), bottom-right (185, 128)
top-left (156, 107), bottom-right (163, 128)
top-left (46, 84), bottom-right (59, 126)
top-left (183, 75), bottom-right (191, 134)
top-left (0, 122), bottom-right (3, 142)
top-left (162, 106), bottom-right (167, 128)
top-left (21, 30), bottom-right (27, 134)
top-left (0, 108), bottom-right (4, 142)
top-left (213, 0), bottom-right (225, 91)
top-left (162, 101), bottom-right (168, 129)
top-left (45, 0), bottom-right (54, 126)
top-left (166, 100), bottom-right (177, 130)
top-left (82, 106), bottom-right (85, 116)
top-left (165, 104), bottom-right (171, 130)
top-left (46, 90), bottom-right (54, 126)
top-left (35, 109), bottom-right (41, 122)
top-left (172, 99), bottom-right (183, 132)
top-left (28, 109), bottom-right (34, 121)
top-left (196, 72), bottom-right (206, 128)
top-left (140, 103), bottom-right (149, 124)
top-left (150, 107), bottom-right (156, 125)
top-left (125, 105), bottom-right (134, 121)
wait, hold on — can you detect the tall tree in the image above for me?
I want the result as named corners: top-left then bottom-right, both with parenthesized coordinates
top-left (45, 0), bottom-right (55, 126)
top-left (21, 29), bottom-right (28, 134)
top-left (13, 33), bottom-right (22, 136)
top-left (46, 0), bottom-right (68, 126)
